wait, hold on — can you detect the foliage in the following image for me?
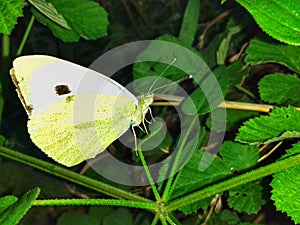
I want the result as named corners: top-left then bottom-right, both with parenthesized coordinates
top-left (0, 0), bottom-right (300, 225)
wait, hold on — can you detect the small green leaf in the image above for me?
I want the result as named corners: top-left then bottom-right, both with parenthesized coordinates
top-left (217, 25), bottom-right (241, 65)
top-left (259, 73), bottom-right (300, 105)
top-left (271, 143), bottom-right (300, 224)
top-left (228, 183), bottom-right (265, 213)
top-left (28, 0), bottom-right (70, 29)
top-left (0, 187), bottom-right (40, 225)
top-left (33, 0), bottom-right (108, 42)
top-left (235, 0), bottom-right (300, 45)
top-left (0, 196), bottom-right (18, 214)
top-left (0, 0), bottom-right (23, 34)
top-left (236, 106), bottom-right (300, 144)
top-left (220, 141), bottom-right (259, 171)
top-left (245, 39), bottom-right (300, 74)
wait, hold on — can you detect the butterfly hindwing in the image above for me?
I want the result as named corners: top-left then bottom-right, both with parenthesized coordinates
top-left (28, 94), bottom-right (136, 166)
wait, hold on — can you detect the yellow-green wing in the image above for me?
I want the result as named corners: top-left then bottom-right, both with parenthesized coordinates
top-left (28, 94), bottom-right (136, 167)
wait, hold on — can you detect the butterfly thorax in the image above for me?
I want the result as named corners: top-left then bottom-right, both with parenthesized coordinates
top-left (130, 93), bottom-right (154, 127)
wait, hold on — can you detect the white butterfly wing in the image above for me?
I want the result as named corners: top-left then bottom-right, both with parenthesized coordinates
top-left (11, 55), bottom-right (137, 116)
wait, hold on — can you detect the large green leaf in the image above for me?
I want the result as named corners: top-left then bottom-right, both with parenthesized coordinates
top-left (258, 73), bottom-right (300, 105)
top-left (234, 0), bottom-right (300, 45)
top-left (0, 0), bottom-right (23, 34)
top-left (32, 0), bottom-right (108, 42)
top-left (271, 143), bottom-right (300, 224)
top-left (236, 106), bottom-right (300, 144)
top-left (0, 188), bottom-right (40, 225)
top-left (245, 39), bottom-right (300, 74)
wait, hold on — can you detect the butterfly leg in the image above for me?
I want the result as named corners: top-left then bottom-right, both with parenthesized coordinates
top-left (142, 119), bottom-right (149, 135)
top-left (148, 107), bottom-right (155, 122)
top-left (131, 126), bottom-right (138, 156)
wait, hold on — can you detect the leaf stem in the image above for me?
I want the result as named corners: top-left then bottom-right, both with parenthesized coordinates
top-left (235, 84), bottom-right (256, 99)
top-left (0, 147), bottom-right (151, 202)
top-left (2, 34), bottom-right (10, 58)
top-left (16, 15), bottom-right (35, 56)
top-left (151, 214), bottom-right (160, 225)
top-left (33, 198), bottom-right (156, 210)
top-left (165, 153), bottom-right (300, 212)
top-left (138, 148), bottom-right (161, 202)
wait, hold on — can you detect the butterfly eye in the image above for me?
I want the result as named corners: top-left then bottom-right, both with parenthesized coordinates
top-left (55, 84), bottom-right (72, 96)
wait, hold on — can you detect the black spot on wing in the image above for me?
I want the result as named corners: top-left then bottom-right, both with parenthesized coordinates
top-left (55, 84), bottom-right (72, 96)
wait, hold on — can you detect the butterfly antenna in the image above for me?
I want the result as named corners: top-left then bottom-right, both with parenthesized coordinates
top-left (147, 58), bottom-right (177, 93)
top-left (150, 74), bottom-right (193, 94)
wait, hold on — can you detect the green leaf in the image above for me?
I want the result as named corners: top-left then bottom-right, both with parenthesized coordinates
top-left (271, 143), bottom-right (300, 224)
top-left (220, 141), bottom-right (259, 171)
top-left (182, 65), bottom-right (229, 115)
top-left (178, 0), bottom-right (199, 47)
top-left (236, 106), bottom-right (300, 144)
top-left (32, 0), bottom-right (108, 42)
top-left (217, 26), bottom-right (241, 65)
top-left (169, 151), bottom-right (231, 199)
top-left (0, 187), bottom-right (40, 225)
top-left (228, 183), bottom-right (265, 213)
top-left (245, 39), bottom-right (300, 74)
top-left (0, 196), bottom-right (18, 214)
top-left (28, 0), bottom-right (70, 29)
top-left (235, 0), bottom-right (300, 45)
top-left (258, 73), bottom-right (300, 105)
top-left (0, 0), bottom-right (23, 34)
top-left (103, 208), bottom-right (133, 225)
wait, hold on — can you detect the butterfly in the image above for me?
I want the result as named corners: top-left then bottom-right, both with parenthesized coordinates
top-left (10, 55), bottom-right (153, 167)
